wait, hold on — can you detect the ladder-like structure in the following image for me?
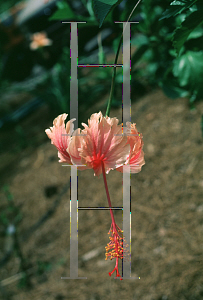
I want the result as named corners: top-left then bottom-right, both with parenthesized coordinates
top-left (61, 21), bottom-right (140, 280)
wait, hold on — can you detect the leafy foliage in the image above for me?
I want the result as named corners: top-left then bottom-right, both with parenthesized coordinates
top-left (159, 0), bottom-right (198, 20)
top-left (98, 0), bottom-right (118, 4)
top-left (173, 51), bottom-right (203, 90)
top-left (46, 0), bottom-right (203, 134)
top-left (49, 1), bottom-right (76, 21)
top-left (2, 0), bottom-right (201, 134)
top-left (87, 0), bottom-right (203, 133)
top-left (172, 7), bottom-right (203, 55)
top-left (92, 0), bottom-right (123, 28)
top-left (92, 0), bottom-right (112, 28)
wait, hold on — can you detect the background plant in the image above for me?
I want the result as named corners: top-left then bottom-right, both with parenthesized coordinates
top-left (0, 0), bottom-right (202, 173)
top-left (51, 0), bottom-right (203, 132)
top-left (1, 0), bottom-right (202, 131)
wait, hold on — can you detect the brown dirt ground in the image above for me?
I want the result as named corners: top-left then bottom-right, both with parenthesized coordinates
top-left (0, 88), bottom-right (203, 300)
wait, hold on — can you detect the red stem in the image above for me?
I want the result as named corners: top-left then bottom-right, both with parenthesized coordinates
top-left (102, 161), bottom-right (122, 280)
top-left (101, 162), bottom-right (116, 230)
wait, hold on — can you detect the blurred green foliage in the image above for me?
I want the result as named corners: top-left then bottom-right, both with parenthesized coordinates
top-left (0, 0), bottom-right (19, 14)
top-left (98, 0), bottom-right (203, 106)
top-left (50, 0), bottom-right (203, 109)
top-left (0, 0), bottom-right (202, 135)
top-left (33, 46), bottom-right (119, 124)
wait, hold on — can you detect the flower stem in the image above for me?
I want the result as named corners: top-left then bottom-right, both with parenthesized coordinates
top-left (102, 162), bottom-right (123, 280)
top-left (101, 162), bottom-right (116, 227)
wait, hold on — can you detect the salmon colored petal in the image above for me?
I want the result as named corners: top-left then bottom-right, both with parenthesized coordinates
top-left (130, 149), bottom-right (145, 173)
top-left (79, 112), bottom-right (131, 177)
top-left (45, 114), bottom-right (75, 164)
top-left (116, 122), bottom-right (145, 173)
top-left (67, 128), bottom-right (90, 171)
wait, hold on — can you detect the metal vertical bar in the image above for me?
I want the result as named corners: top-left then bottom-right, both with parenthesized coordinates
top-left (122, 22), bottom-right (131, 127)
top-left (70, 165), bottom-right (78, 278)
top-left (61, 22), bottom-right (87, 280)
top-left (122, 22), bottom-right (131, 279)
top-left (69, 24), bottom-right (79, 277)
top-left (70, 22), bottom-right (78, 130)
top-left (61, 21), bottom-right (139, 280)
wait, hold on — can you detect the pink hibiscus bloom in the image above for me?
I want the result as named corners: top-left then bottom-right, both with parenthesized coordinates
top-left (68, 112), bottom-right (131, 177)
top-left (45, 112), bottom-right (145, 176)
top-left (45, 111), bottom-right (145, 279)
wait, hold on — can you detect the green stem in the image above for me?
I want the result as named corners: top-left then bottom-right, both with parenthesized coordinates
top-left (105, 0), bottom-right (142, 118)
top-left (105, 35), bottom-right (123, 118)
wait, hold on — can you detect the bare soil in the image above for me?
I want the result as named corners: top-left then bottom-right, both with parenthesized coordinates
top-left (0, 89), bottom-right (203, 300)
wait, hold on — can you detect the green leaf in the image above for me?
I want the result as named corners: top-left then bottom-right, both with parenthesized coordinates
top-left (159, 0), bottom-right (197, 20)
top-left (159, 6), bottom-right (186, 20)
top-left (49, 2), bottom-right (76, 21)
top-left (173, 10), bottom-right (203, 55)
top-left (160, 79), bottom-right (189, 99)
top-left (184, 36), bottom-right (203, 51)
top-left (99, 0), bottom-right (118, 4)
top-left (171, 0), bottom-right (196, 5)
top-left (92, 0), bottom-right (122, 28)
top-left (93, 0), bottom-right (112, 28)
top-left (173, 51), bottom-right (203, 90)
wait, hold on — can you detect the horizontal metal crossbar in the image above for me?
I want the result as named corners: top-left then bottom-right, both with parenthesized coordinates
top-left (78, 64), bottom-right (123, 67)
top-left (61, 21), bottom-right (139, 24)
top-left (61, 21), bottom-right (87, 23)
top-left (78, 207), bottom-right (123, 210)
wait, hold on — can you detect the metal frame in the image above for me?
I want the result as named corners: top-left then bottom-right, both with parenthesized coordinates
top-left (60, 21), bottom-right (140, 280)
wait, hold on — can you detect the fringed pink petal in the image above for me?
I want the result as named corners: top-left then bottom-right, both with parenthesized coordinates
top-left (116, 122), bottom-right (145, 173)
top-left (129, 149), bottom-right (145, 173)
top-left (45, 114), bottom-right (75, 164)
top-left (79, 112), bottom-right (131, 177)
top-left (67, 128), bottom-right (90, 170)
